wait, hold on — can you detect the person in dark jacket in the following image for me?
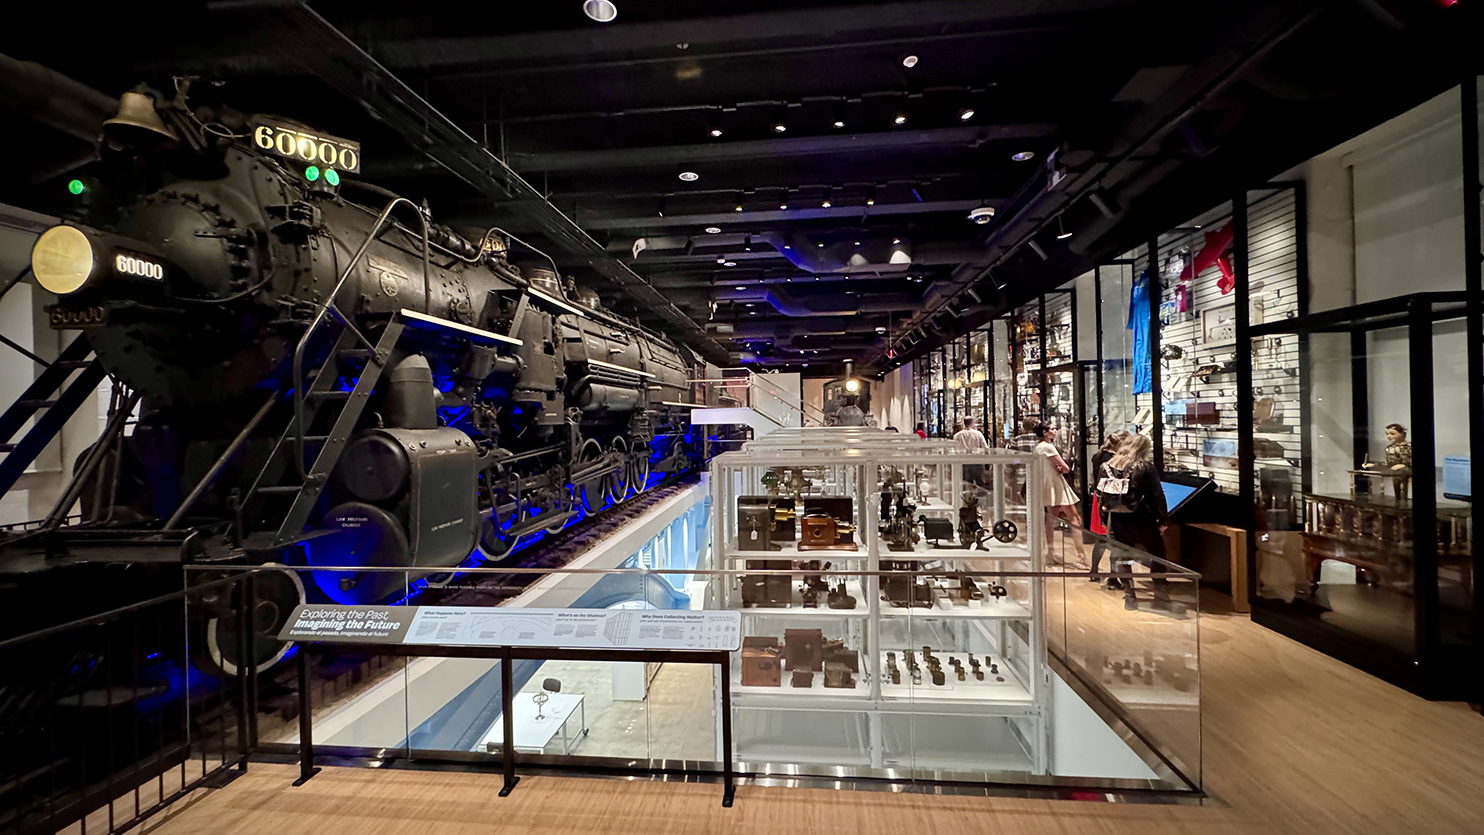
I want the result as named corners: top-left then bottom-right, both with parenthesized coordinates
top-left (1088, 430), bottom-right (1130, 585)
top-left (1100, 433), bottom-right (1173, 610)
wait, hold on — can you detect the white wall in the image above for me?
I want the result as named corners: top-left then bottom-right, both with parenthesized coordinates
top-left (873, 364), bottom-right (913, 431)
top-left (1283, 86), bottom-right (1480, 500)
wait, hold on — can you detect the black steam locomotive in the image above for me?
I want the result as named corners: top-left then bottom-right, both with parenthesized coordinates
top-left (2, 87), bottom-right (701, 671)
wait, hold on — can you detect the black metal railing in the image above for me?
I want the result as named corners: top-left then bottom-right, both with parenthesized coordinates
top-left (0, 572), bottom-right (258, 835)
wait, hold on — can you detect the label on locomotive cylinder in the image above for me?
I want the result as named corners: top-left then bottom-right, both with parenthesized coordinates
top-left (367, 254), bottom-right (408, 297)
top-left (251, 118), bottom-right (361, 173)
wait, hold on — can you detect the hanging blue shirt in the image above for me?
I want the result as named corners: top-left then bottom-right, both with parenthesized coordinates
top-left (1128, 270), bottom-right (1152, 395)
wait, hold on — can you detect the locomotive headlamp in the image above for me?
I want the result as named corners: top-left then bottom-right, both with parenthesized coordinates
top-left (31, 225), bottom-right (94, 295)
top-left (845, 379), bottom-right (861, 393)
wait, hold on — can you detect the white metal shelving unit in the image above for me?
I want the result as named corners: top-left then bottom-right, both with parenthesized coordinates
top-left (708, 431), bottom-right (1049, 778)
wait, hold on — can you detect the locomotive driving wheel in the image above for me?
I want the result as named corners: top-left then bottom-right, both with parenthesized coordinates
top-left (202, 565), bottom-right (304, 677)
top-left (629, 438), bottom-right (652, 496)
top-left (574, 438), bottom-right (605, 516)
top-left (607, 437), bottom-right (631, 502)
top-left (478, 470), bottom-right (522, 560)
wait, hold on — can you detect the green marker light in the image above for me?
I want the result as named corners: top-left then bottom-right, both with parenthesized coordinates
top-left (324, 168), bottom-right (340, 186)
top-left (67, 179), bottom-right (86, 195)
top-left (304, 165), bottom-right (320, 182)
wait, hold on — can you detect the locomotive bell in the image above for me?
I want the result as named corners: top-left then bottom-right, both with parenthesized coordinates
top-left (103, 91), bottom-right (178, 143)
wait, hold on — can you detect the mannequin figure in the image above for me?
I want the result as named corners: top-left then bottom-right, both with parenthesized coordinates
top-left (1383, 423), bottom-right (1412, 501)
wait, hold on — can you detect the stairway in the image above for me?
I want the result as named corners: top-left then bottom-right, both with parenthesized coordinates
top-left (0, 335), bottom-right (106, 496)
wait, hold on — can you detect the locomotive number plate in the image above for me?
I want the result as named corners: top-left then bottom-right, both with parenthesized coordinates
top-left (45, 305), bottom-right (107, 329)
top-left (251, 119), bottom-right (361, 173)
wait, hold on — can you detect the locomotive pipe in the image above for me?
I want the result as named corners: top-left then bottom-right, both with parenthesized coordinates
top-left (164, 390), bottom-right (279, 531)
top-left (0, 53), bottom-right (117, 145)
top-left (42, 390), bottom-right (141, 529)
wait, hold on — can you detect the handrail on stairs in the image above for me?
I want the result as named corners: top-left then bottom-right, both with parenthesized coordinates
top-left (689, 370), bottom-right (827, 427)
top-left (289, 196), bottom-right (430, 478)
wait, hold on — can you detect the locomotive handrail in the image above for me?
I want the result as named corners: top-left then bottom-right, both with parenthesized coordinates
top-left (290, 196), bottom-right (430, 478)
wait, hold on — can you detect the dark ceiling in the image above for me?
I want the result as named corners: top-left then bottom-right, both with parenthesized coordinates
top-left (0, 0), bottom-right (1478, 374)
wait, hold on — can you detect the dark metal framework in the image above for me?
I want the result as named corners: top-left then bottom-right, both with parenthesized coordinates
top-left (290, 642), bottom-right (737, 806)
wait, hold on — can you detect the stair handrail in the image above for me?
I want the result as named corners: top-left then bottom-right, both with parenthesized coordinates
top-left (290, 196), bottom-right (430, 478)
top-left (689, 370), bottom-right (827, 427)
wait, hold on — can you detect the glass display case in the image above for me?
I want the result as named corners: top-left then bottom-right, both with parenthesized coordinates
top-left (1244, 292), bottom-right (1476, 698)
top-left (710, 433), bottom-right (1049, 777)
top-left (929, 350), bottom-right (945, 436)
top-left (970, 329), bottom-right (989, 432)
top-left (991, 317), bottom-right (1015, 444)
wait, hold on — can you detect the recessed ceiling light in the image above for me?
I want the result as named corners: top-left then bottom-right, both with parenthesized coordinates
top-left (959, 108), bottom-right (975, 121)
top-left (773, 123), bottom-right (787, 133)
top-left (892, 237), bottom-right (901, 245)
top-left (716, 256), bottom-right (727, 264)
top-left (725, 261), bottom-right (738, 267)
top-left (854, 240), bottom-right (861, 246)
top-left (678, 171), bottom-right (699, 181)
top-left (833, 120), bottom-right (845, 129)
top-left (704, 226), bottom-right (721, 234)
top-left (783, 244), bottom-right (791, 250)
top-left (902, 55), bottom-right (919, 68)
top-left (893, 113), bottom-right (907, 125)
top-left (750, 311), bottom-right (758, 316)
top-left (1012, 151), bottom-right (1035, 162)
top-left (817, 241), bottom-right (825, 247)
top-left (822, 198), bottom-right (832, 208)
top-left (583, 0), bottom-right (618, 23)
top-left (709, 127), bottom-right (723, 138)
top-left (735, 286), bottom-right (746, 291)
top-left (734, 202), bottom-right (743, 212)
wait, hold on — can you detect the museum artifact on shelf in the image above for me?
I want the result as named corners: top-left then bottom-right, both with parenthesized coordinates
top-left (741, 637), bottom-right (782, 687)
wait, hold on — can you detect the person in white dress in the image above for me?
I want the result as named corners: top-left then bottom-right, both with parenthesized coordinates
top-left (1032, 422), bottom-right (1084, 563)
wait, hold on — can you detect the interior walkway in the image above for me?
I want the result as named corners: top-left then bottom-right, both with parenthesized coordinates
top-left (116, 602), bottom-right (1484, 835)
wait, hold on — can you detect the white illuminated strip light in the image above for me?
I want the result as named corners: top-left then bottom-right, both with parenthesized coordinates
top-left (114, 253), bottom-right (164, 280)
top-left (660, 401), bottom-right (700, 408)
top-left (399, 309), bottom-right (523, 347)
top-left (527, 287), bottom-right (587, 317)
top-left (589, 358), bottom-right (656, 379)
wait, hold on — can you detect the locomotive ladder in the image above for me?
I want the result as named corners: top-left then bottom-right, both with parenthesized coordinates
top-left (0, 334), bottom-right (107, 496)
top-left (243, 318), bottom-right (405, 548)
top-left (246, 195), bottom-right (429, 548)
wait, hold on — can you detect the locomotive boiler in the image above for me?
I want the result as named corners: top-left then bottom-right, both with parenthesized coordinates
top-left (2, 85), bottom-right (701, 671)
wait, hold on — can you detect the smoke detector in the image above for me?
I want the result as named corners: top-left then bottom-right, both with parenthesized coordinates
top-left (969, 206), bottom-right (997, 225)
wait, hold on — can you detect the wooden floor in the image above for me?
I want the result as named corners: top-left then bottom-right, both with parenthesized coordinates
top-left (126, 603), bottom-right (1484, 835)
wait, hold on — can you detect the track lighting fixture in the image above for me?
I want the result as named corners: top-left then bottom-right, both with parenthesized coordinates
top-left (656, 196), bottom-right (666, 217)
top-left (1089, 189), bottom-right (1121, 218)
top-left (959, 107), bottom-right (975, 121)
top-left (779, 190), bottom-right (789, 210)
top-left (893, 113), bottom-right (907, 126)
top-left (744, 234), bottom-right (752, 251)
top-left (866, 185), bottom-right (876, 206)
top-left (1028, 240), bottom-right (1048, 261)
top-left (717, 256), bottom-right (727, 264)
top-left (773, 122), bottom-right (787, 133)
top-left (833, 119), bottom-right (845, 129)
top-left (710, 126), bottom-right (723, 138)
top-left (821, 187), bottom-right (832, 208)
top-left (966, 288), bottom-right (983, 303)
top-left (1056, 217), bottom-right (1073, 240)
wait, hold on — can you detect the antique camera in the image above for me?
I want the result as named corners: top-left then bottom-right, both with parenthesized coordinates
top-left (797, 497), bottom-right (858, 550)
top-left (824, 661), bottom-right (856, 689)
top-left (741, 559), bottom-right (792, 608)
top-left (784, 628), bottom-right (824, 672)
top-left (822, 639), bottom-right (858, 689)
top-left (741, 637), bottom-right (782, 687)
top-left (919, 515), bottom-right (956, 547)
top-left (737, 496), bottom-right (796, 551)
top-left (791, 671), bottom-right (814, 688)
top-left (882, 559), bottom-right (933, 608)
top-left (958, 490), bottom-right (988, 549)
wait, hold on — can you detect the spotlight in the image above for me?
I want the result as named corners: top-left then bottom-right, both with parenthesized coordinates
top-left (833, 120), bottom-right (845, 129)
top-left (866, 186), bottom-right (876, 206)
top-left (779, 190), bottom-right (789, 210)
top-left (875, 326), bottom-right (888, 334)
top-left (709, 127), bottom-right (723, 138)
top-left (582, 0), bottom-right (618, 23)
top-left (969, 206), bottom-right (996, 225)
top-left (717, 256), bottom-right (727, 264)
top-left (821, 187), bottom-right (832, 208)
top-left (1089, 189), bottom-right (1121, 218)
top-left (1012, 151), bottom-right (1035, 162)
top-left (704, 226), bottom-right (721, 234)
top-left (656, 196), bottom-right (666, 217)
top-left (959, 108), bottom-right (975, 121)
top-left (678, 171), bottom-right (699, 181)
top-left (854, 240), bottom-right (861, 247)
top-left (892, 237), bottom-right (901, 245)
top-left (744, 234), bottom-right (753, 251)
top-left (893, 113), bottom-right (907, 126)
top-left (1028, 240), bottom-right (1048, 260)
top-left (1055, 217), bottom-right (1073, 240)
top-left (902, 55), bottom-right (919, 68)
top-left (734, 203), bottom-right (743, 212)
top-left (817, 241), bottom-right (825, 248)
top-left (773, 122), bottom-right (787, 133)
top-left (735, 286), bottom-right (746, 291)
top-left (725, 261), bottom-right (738, 267)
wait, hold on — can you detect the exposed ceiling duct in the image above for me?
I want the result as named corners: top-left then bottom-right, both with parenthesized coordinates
top-left (761, 232), bottom-right (913, 273)
top-left (717, 286), bottom-right (920, 317)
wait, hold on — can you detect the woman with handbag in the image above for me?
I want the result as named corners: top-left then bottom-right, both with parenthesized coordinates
top-left (1097, 433), bottom-right (1173, 611)
top-left (1088, 430), bottom-right (1129, 586)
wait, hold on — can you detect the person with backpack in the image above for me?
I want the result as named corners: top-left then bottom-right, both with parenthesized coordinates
top-left (1097, 433), bottom-right (1173, 610)
top-left (1088, 430), bottom-right (1130, 586)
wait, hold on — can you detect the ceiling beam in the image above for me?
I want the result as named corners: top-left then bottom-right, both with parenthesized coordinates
top-left (502, 125), bottom-right (1057, 174)
top-left (577, 199), bottom-right (986, 232)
